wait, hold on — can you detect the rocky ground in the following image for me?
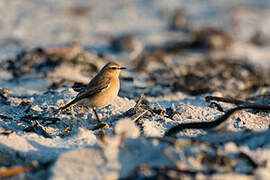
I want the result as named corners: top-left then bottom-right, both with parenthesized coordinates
top-left (1, 0), bottom-right (270, 179)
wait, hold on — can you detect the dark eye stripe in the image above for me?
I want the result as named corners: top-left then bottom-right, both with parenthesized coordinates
top-left (110, 67), bottom-right (117, 70)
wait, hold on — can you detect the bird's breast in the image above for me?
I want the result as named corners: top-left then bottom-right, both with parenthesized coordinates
top-left (80, 78), bottom-right (120, 109)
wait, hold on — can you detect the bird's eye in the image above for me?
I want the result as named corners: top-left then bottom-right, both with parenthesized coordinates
top-left (110, 67), bottom-right (117, 70)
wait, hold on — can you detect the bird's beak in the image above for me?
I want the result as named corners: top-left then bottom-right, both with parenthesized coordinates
top-left (119, 67), bottom-right (126, 70)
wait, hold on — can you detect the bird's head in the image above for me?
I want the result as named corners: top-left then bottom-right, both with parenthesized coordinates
top-left (102, 61), bottom-right (126, 77)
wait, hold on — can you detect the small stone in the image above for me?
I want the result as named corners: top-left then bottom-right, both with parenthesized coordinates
top-left (31, 105), bottom-right (43, 112)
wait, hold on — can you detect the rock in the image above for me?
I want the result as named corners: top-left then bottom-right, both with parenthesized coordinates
top-left (31, 105), bottom-right (43, 112)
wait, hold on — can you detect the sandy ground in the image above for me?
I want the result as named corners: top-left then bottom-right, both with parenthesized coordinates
top-left (1, 0), bottom-right (270, 179)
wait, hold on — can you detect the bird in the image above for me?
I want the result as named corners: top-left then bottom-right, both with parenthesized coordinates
top-left (56, 61), bottom-right (126, 126)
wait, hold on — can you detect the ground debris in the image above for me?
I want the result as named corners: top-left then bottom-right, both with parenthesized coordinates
top-left (165, 104), bottom-right (270, 137)
top-left (111, 33), bottom-right (140, 53)
top-left (22, 115), bottom-right (60, 126)
top-left (124, 140), bottom-right (261, 179)
top-left (0, 126), bottom-right (14, 135)
top-left (2, 47), bottom-right (58, 77)
top-left (0, 114), bottom-right (13, 121)
top-left (127, 164), bottom-right (197, 179)
top-left (0, 161), bottom-right (38, 178)
top-left (250, 30), bottom-right (270, 46)
top-left (205, 96), bottom-right (250, 105)
top-left (190, 147), bottom-right (259, 175)
top-left (124, 94), bottom-right (151, 118)
top-left (173, 58), bottom-right (269, 97)
top-left (0, 43), bottom-right (105, 83)
top-left (155, 26), bottom-right (232, 53)
top-left (135, 55), bottom-right (270, 97)
top-left (0, 160), bottom-right (53, 179)
top-left (23, 120), bottom-right (52, 138)
top-left (191, 26), bottom-right (233, 50)
top-left (125, 94), bottom-right (177, 121)
top-left (110, 33), bottom-right (144, 60)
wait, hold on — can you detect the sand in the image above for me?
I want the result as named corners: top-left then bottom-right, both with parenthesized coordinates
top-left (1, 0), bottom-right (270, 179)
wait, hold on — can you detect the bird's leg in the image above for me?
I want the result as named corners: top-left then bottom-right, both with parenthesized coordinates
top-left (92, 107), bottom-right (109, 130)
top-left (93, 107), bottom-right (101, 123)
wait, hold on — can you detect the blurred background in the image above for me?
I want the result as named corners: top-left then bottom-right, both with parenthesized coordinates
top-left (0, 0), bottom-right (269, 57)
top-left (1, 1), bottom-right (270, 179)
top-left (0, 0), bottom-right (270, 97)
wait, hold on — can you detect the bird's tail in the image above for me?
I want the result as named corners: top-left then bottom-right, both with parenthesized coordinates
top-left (55, 99), bottom-right (77, 114)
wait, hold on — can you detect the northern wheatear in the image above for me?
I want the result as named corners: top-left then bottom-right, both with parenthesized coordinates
top-left (56, 61), bottom-right (126, 125)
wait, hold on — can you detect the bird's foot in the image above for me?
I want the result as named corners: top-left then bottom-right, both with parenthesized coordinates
top-left (92, 122), bottom-right (109, 131)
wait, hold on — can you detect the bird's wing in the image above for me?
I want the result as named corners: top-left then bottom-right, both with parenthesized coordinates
top-left (55, 76), bottom-right (111, 113)
top-left (76, 76), bottom-right (111, 101)
top-left (72, 82), bottom-right (87, 92)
